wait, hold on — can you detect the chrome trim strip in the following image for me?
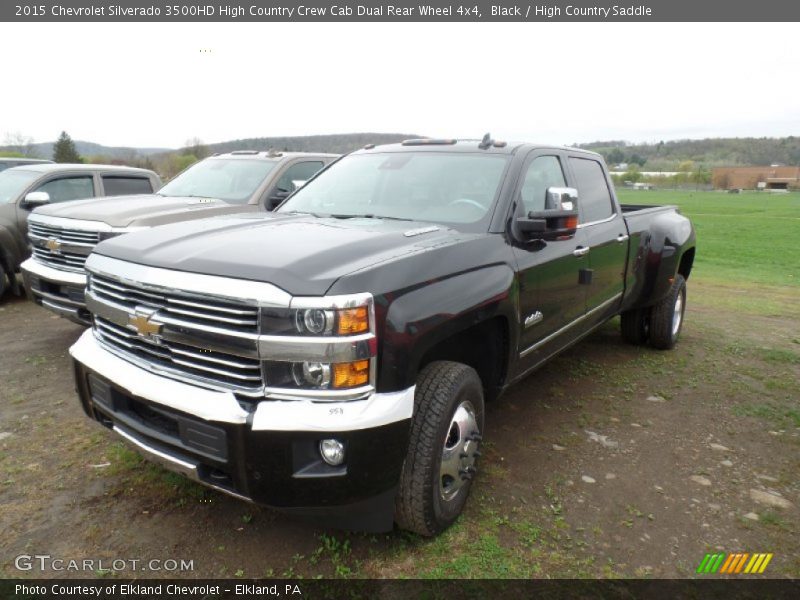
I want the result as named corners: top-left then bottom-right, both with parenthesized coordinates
top-left (291, 293), bottom-right (374, 311)
top-left (29, 234), bottom-right (96, 253)
top-left (258, 332), bottom-right (376, 362)
top-left (28, 212), bottom-right (147, 235)
top-left (264, 382), bottom-right (374, 402)
top-left (35, 289), bottom-right (84, 308)
top-left (576, 213), bottom-right (618, 229)
top-left (519, 293), bottom-right (623, 358)
top-left (86, 291), bottom-right (260, 358)
top-left (112, 425), bottom-right (252, 503)
top-left (21, 257), bottom-right (88, 286)
top-left (114, 425), bottom-right (199, 476)
top-left (70, 329), bottom-right (251, 421)
top-left (87, 254), bottom-right (292, 307)
top-left (94, 334), bottom-right (264, 398)
top-left (28, 213), bottom-right (113, 232)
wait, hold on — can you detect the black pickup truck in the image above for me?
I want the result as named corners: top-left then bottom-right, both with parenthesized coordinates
top-left (69, 137), bottom-right (695, 535)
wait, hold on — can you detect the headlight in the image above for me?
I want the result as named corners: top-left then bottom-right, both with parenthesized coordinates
top-left (292, 307), bottom-right (369, 336)
top-left (295, 309), bottom-right (334, 335)
top-left (265, 359), bottom-right (371, 391)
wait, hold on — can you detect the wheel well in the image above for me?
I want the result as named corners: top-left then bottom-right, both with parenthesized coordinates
top-left (417, 317), bottom-right (509, 402)
top-left (678, 247), bottom-right (695, 280)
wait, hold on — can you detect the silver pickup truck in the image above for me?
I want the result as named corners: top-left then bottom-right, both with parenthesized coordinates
top-left (21, 151), bottom-right (337, 324)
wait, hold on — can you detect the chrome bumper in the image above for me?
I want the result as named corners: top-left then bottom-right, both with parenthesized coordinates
top-left (69, 329), bottom-right (415, 431)
top-left (21, 258), bottom-right (89, 326)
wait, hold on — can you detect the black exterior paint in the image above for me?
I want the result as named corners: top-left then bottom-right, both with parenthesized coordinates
top-left (94, 142), bottom-right (695, 394)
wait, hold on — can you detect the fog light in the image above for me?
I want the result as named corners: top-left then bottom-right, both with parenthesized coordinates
top-left (319, 439), bottom-right (345, 466)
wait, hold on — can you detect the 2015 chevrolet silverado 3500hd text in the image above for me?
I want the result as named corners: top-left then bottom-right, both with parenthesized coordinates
top-left (68, 137), bottom-right (695, 535)
top-left (21, 151), bottom-right (336, 324)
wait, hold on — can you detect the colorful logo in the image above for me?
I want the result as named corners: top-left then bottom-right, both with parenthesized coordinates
top-left (697, 552), bottom-right (773, 574)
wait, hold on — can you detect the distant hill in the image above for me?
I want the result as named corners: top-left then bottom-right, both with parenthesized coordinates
top-left (1, 132), bottom-right (418, 162)
top-left (0, 140), bottom-right (172, 160)
top-left (579, 137), bottom-right (800, 170)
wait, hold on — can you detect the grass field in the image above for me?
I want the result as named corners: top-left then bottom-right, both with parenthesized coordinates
top-left (616, 188), bottom-right (800, 288)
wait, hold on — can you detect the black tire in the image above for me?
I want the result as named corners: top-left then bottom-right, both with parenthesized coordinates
top-left (620, 306), bottom-right (651, 345)
top-left (395, 361), bottom-right (485, 536)
top-left (0, 261), bottom-right (7, 299)
top-left (649, 274), bottom-right (687, 350)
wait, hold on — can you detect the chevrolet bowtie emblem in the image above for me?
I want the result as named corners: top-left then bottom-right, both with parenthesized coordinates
top-left (46, 237), bottom-right (62, 252)
top-left (128, 308), bottom-right (162, 338)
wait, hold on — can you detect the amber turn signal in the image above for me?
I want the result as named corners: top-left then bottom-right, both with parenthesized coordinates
top-left (332, 360), bottom-right (370, 388)
top-left (337, 307), bottom-right (369, 335)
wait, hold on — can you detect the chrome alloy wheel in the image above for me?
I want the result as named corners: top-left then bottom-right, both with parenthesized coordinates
top-left (672, 292), bottom-right (683, 337)
top-left (439, 400), bottom-right (481, 501)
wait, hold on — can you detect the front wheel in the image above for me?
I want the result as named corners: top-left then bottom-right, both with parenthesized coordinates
top-left (649, 274), bottom-right (687, 350)
top-left (395, 361), bottom-right (484, 536)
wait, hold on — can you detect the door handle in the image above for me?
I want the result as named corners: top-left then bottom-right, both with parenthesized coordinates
top-left (616, 234), bottom-right (630, 243)
top-left (573, 246), bottom-right (590, 257)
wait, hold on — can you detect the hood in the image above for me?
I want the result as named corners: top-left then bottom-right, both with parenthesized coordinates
top-left (94, 213), bottom-right (476, 296)
top-left (33, 194), bottom-right (257, 228)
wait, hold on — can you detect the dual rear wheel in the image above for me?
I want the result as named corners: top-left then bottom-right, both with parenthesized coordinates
top-left (621, 274), bottom-right (687, 349)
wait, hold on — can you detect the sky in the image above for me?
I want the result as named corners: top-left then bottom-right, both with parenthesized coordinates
top-left (1, 22), bottom-right (798, 149)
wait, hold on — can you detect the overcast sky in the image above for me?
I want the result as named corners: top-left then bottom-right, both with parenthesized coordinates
top-left (1, 22), bottom-right (798, 149)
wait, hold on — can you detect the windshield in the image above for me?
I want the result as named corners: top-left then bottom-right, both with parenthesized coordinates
top-left (158, 158), bottom-right (277, 203)
top-left (0, 169), bottom-right (40, 203)
top-left (277, 152), bottom-right (509, 225)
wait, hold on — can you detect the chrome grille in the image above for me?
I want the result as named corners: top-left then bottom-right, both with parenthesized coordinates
top-left (31, 246), bottom-right (88, 272)
top-left (95, 316), bottom-right (263, 393)
top-left (91, 274), bottom-right (259, 333)
top-left (29, 222), bottom-right (100, 245)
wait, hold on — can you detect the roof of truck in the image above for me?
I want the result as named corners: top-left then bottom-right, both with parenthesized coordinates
top-left (208, 151), bottom-right (339, 160)
top-left (9, 163), bottom-right (156, 174)
top-left (353, 138), bottom-right (602, 158)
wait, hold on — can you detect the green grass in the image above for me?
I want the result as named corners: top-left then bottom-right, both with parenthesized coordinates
top-left (615, 189), bottom-right (800, 287)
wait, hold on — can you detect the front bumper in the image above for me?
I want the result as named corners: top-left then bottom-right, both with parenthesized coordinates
top-left (21, 258), bottom-right (89, 325)
top-left (69, 330), bottom-right (413, 532)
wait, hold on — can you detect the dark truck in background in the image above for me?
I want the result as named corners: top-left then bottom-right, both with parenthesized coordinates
top-left (0, 164), bottom-right (161, 300)
top-left (68, 137), bottom-right (695, 535)
top-left (21, 151), bottom-right (336, 324)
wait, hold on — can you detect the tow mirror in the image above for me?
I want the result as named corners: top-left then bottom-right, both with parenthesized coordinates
top-left (515, 187), bottom-right (579, 242)
top-left (22, 191), bottom-right (51, 209)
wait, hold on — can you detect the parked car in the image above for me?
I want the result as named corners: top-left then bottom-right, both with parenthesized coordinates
top-left (0, 164), bottom-right (161, 300)
top-left (21, 151), bottom-right (337, 324)
top-left (0, 158), bottom-right (54, 172)
top-left (68, 137), bottom-right (695, 534)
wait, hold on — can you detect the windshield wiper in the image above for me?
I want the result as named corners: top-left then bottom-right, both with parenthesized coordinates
top-left (328, 214), bottom-right (415, 222)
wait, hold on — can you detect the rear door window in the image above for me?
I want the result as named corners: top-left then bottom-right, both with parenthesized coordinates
top-left (569, 157), bottom-right (615, 223)
top-left (102, 176), bottom-right (154, 196)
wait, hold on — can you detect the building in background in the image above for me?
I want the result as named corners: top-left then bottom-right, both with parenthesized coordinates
top-left (712, 166), bottom-right (800, 190)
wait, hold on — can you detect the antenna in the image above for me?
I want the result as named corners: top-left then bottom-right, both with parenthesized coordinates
top-left (478, 133), bottom-right (493, 150)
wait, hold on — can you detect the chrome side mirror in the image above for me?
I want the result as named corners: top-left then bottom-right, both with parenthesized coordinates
top-left (22, 191), bottom-right (51, 208)
top-left (545, 187), bottom-right (578, 211)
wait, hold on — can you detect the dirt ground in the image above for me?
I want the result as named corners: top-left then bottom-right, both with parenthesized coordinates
top-left (1, 277), bottom-right (798, 579)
